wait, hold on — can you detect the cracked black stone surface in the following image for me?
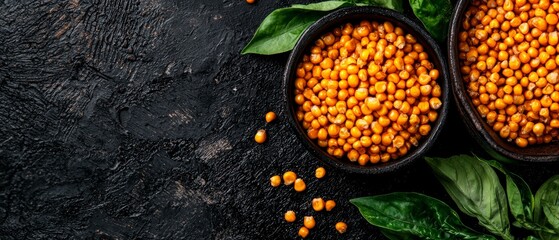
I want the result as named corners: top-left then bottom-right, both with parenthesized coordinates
top-left (1, 0), bottom-right (558, 239)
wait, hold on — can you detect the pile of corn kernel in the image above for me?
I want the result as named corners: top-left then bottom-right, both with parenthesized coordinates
top-left (459, 0), bottom-right (559, 147)
top-left (293, 20), bottom-right (442, 164)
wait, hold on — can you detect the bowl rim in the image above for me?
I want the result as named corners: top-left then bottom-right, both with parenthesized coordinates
top-left (448, 0), bottom-right (559, 163)
top-left (283, 6), bottom-right (451, 175)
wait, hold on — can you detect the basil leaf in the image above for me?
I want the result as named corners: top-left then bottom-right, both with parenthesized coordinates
top-left (485, 160), bottom-right (556, 233)
top-left (425, 155), bottom-right (512, 240)
top-left (291, 0), bottom-right (354, 11)
top-left (543, 203), bottom-right (559, 230)
top-left (526, 236), bottom-right (542, 240)
top-left (380, 228), bottom-right (420, 240)
top-left (350, 192), bottom-right (497, 240)
top-left (505, 172), bottom-right (534, 219)
top-left (409, 0), bottom-right (452, 42)
top-left (485, 160), bottom-right (534, 219)
top-left (241, 1), bottom-right (353, 55)
top-left (353, 0), bottom-right (404, 12)
top-left (535, 175), bottom-right (559, 239)
top-left (242, 0), bottom-right (406, 55)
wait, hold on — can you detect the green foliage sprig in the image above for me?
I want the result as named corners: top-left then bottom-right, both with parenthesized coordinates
top-left (241, 0), bottom-right (451, 55)
top-left (351, 155), bottom-right (559, 240)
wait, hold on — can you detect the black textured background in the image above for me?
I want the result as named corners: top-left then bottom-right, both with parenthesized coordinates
top-left (0, 0), bottom-right (558, 239)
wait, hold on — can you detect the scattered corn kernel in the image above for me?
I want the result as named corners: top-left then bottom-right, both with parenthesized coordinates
top-left (254, 129), bottom-right (266, 144)
top-left (312, 197), bottom-right (325, 211)
top-left (265, 111), bottom-right (277, 123)
top-left (283, 171), bottom-right (297, 185)
top-left (284, 210), bottom-right (296, 223)
top-left (270, 175), bottom-right (281, 187)
top-left (315, 167), bottom-right (326, 179)
top-left (298, 226), bottom-right (309, 238)
top-left (294, 178), bottom-right (306, 192)
top-left (325, 200), bottom-right (336, 211)
top-left (303, 216), bottom-right (316, 229)
top-left (335, 221), bottom-right (347, 234)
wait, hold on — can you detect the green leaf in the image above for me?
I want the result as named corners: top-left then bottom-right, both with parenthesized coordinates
top-left (486, 160), bottom-right (556, 233)
top-left (425, 155), bottom-right (512, 240)
top-left (409, 0), bottom-right (452, 42)
top-left (485, 161), bottom-right (533, 219)
top-left (505, 172), bottom-right (534, 219)
top-left (352, 0), bottom-right (404, 12)
top-left (486, 160), bottom-right (534, 219)
top-left (291, 0), bottom-right (354, 11)
top-left (526, 236), bottom-right (542, 240)
top-left (535, 175), bottom-right (559, 239)
top-left (241, 1), bottom-right (353, 55)
top-left (350, 192), bottom-right (497, 240)
top-left (241, 0), bottom-right (406, 55)
top-left (380, 228), bottom-right (420, 240)
top-left (543, 203), bottom-right (559, 230)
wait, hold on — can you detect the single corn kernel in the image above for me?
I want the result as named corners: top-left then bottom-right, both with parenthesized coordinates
top-left (335, 222), bottom-right (348, 234)
top-left (516, 137), bottom-right (528, 147)
top-left (325, 200), bottom-right (336, 211)
top-left (270, 175), bottom-right (281, 187)
top-left (312, 198), bottom-right (325, 211)
top-left (533, 122), bottom-right (545, 136)
top-left (265, 111), bottom-right (277, 123)
top-left (283, 171), bottom-right (297, 185)
top-left (246, 0), bottom-right (255, 4)
top-left (294, 178), bottom-right (306, 192)
top-left (304, 216), bottom-right (316, 229)
top-left (254, 129), bottom-right (267, 144)
top-left (298, 226), bottom-right (309, 238)
top-left (285, 210), bottom-right (296, 222)
top-left (315, 167), bottom-right (326, 179)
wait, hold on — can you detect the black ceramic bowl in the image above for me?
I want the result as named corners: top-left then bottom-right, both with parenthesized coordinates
top-left (283, 7), bottom-right (450, 174)
top-left (448, 0), bottom-right (559, 162)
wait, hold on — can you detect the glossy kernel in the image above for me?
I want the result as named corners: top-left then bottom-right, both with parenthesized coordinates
top-left (285, 210), bottom-right (296, 222)
top-left (298, 227), bottom-right (309, 238)
top-left (270, 175), bottom-right (281, 187)
top-left (283, 171), bottom-right (297, 185)
top-left (312, 198), bottom-right (325, 211)
top-left (255, 129), bottom-right (267, 144)
top-left (315, 167), bottom-right (326, 179)
top-left (265, 111), bottom-right (277, 123)
top-left (294, 178), bottom-right (306, 192)
top-left (335, 222), bottom-right (348, 234)
top-left (325, 200), bottom-right (336, 211)
top-left (303, 216), bottom-right (316, 229)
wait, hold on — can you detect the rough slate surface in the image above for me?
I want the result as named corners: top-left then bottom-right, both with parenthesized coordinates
top-left (1, 0), bottom-right (558, 239)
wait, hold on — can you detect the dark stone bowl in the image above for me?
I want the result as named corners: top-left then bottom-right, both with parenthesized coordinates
top-left (448, 0), bottom-right (559, 162)
top-left (283, 7), bottom-right (450, 175)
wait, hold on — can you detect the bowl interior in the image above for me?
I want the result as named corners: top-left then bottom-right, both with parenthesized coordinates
top-left (448, 0), bottom-right (559, 162)
top-left (284, 7), bottom-right (450, 174)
